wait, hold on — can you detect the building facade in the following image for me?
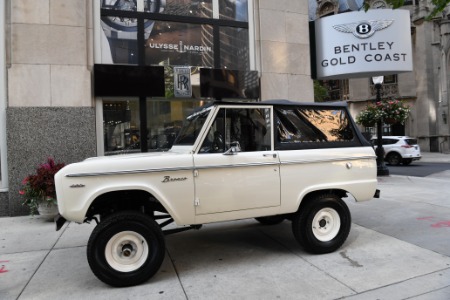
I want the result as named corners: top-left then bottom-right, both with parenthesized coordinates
top-left (0, 0), bottom-right (313, 216)
top-left (314, 0), bottom-right (450, 153)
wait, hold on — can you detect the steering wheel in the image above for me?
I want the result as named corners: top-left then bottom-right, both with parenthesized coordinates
top-left (211, 131), bottom-right (224, 153)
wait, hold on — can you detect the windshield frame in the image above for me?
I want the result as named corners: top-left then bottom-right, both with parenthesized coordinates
top-left (172, 106), bottom-right (214, 147)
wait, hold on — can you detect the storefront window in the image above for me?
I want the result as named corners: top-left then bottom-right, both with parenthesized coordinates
top-left (219, 26), bottom-right (249, 70)
top-left (103, 99), bottom-right (141, 155)
top-left (145, 21), bottom-right (214, 68)
top-left (163, 0), bottom-right (213, 18)
top-left (100, 16), bottom-right (138, 64)
top-left (98, 1), bottom-right (252, 155)
top-left (219, 0), bottom-right (248, 21)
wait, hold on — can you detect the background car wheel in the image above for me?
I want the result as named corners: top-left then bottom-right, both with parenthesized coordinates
top-left (386, 152), bottom-right (402, 166)
top-left (292, 194), bottom-right (351, 254)
top-left (402, 158), bottom-right (413, 165)
top-left (87, 211), bottom-right (165, 287)
top-left (255, 215), bottom-right (285, 225)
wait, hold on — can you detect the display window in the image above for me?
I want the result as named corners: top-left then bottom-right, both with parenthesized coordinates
top-left (219, 0), bottom-right (248, 21)
top-left (103, 99), bottom-right (141, 155)
top-left (103, 99), bottom-right (210, 154)
top-left (145, 21), bottom-right (214, 67)
top-left (219, 26), bottom-right (249, 70)
top-left (98, 1), bottom-right (252, 155)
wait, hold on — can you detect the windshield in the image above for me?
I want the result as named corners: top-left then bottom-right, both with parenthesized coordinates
top-left (173, 107), bottom-right (212, 146)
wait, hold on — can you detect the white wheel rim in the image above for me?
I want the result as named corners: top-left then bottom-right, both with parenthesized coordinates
top-left (312, 208), bottom-right (341, 242)
top-left (105, 231), bottom-right (149, 272)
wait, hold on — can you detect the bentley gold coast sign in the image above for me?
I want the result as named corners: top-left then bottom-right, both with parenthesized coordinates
top-left (310, 9), bottom-right (413, 80)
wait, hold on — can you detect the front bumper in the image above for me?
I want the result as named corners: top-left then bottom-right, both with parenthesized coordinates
top-left (55, 214), bottom-right (67, 231)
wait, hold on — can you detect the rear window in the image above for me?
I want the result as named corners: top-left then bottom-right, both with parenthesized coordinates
top-left (405, 139), bottom-right (417, 145)
top-left (275, 106), bottom-right (361, 150)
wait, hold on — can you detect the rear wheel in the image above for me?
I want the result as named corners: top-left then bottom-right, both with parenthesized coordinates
top-left (292, 194), bottom-right (351, 254)
top-left (87, 211), bottom-right (165, 287)
top-left (386, 152), bottom-right (402, 165)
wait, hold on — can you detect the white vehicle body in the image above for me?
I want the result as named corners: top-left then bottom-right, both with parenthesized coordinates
top-left (56, 101), bottom-right (377, 225)
top-left (371, 136), bottom-right (421, 165)
top-left (54, 100), bottom-right (379, 287)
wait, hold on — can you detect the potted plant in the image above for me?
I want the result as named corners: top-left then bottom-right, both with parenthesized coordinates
top-left (19, 157), bottom-right (65, 220)
top-left (355, 104), bottom-right (379, 127)
top-left (376, 99), bottom-right (411, 124)
top-left (356, 99), bottom-right (411, 126)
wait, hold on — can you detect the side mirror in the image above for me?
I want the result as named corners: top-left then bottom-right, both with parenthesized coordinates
top-left (223, 141), bottom-right (241, 155)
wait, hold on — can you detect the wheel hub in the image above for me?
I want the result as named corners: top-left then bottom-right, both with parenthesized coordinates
top-left (105, 231), bottom-right (149, 272)
top-left (312, 208), bottom-right (341, 242)
top-left (121, 243), bottom-right (135, 258)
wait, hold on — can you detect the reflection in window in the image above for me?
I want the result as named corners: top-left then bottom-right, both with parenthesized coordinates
top-left (220, 27), bottom-right (249, 70)
top-left (163, 0), bottom-right (213, 18)
top-left (103, 100), bottom-right (140, 155)
top-left (145, 21), bottom-right (214, 68)
top-left (276, 108), bottom-right (355, 144)
top-left (200, 108), bottom-right (271, 153)
top-left (219, 0), bottom-right (248, 21)
top-left (100, 16), bottom-right (139, 64)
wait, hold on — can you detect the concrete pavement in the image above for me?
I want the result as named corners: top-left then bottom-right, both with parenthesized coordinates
top-left (1, 152), bottom-right (450, 300)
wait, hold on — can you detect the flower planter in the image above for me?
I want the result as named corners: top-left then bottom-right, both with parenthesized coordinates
top-left (37, 202), bottom-right (58, 221)
top-left (384, 118), bottom-right (397, 124)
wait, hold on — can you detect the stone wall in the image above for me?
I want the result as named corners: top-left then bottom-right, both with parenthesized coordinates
top-left (6, 107), bottom-right (96, 216)
top-left (255, 0), bottom-right (314, 102)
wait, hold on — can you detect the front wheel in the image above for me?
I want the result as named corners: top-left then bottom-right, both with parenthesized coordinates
top-left (292, 194), bottom-right (351, 254)
top-left (87, 211), bottom-right (165, 287)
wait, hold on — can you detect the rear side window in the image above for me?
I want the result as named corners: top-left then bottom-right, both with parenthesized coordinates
top-left (275, 106), bottom-right (360, 150)
top-left (382, 139), bottom-right (398, 145)
top-left (405, 139), bottom-right (417, 145)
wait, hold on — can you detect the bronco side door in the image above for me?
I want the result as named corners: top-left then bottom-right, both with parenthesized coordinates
top-left (192, 105), bottom-right (280, 215)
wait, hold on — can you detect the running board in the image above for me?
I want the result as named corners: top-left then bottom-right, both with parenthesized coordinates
top-left (155, 213), bottom-right (203, 235)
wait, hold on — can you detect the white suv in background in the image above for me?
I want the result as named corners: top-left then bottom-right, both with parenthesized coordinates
top-left (372, 136), bottom-right (421, 165)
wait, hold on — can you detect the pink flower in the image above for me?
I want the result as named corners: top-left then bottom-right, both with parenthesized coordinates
top-left (19, 190), bottom-right (25, 195)
top-left (21, 177), bottom-right (29, 184)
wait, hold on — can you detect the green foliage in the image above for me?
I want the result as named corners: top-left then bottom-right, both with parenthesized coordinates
top-left (356, 99), bottom-right (411, 126)
top-left (314, 80), bottom-right (329, 102)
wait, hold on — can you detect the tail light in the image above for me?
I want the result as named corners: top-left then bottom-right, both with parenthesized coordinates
top-left (401, 145), bottom-right (412, 148)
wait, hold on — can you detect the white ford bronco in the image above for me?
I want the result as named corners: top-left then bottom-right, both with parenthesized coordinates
top-left (55, 100), bottom-right (379, 287)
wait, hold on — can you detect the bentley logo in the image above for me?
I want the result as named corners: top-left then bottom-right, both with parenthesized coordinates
top-left (333, 20), bottom-right (394, 39)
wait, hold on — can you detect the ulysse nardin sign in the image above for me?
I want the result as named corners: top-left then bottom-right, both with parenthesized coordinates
top-left (311, 9), bottom-right (413, 80)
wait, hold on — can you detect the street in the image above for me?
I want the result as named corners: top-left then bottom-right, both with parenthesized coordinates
top-left (387, 162), bottom-right (450, 177)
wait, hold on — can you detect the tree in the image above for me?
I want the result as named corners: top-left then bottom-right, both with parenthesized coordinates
top-left (313, 80), bottom-right (329, 102)
top-left (365, 0), bottom-right (450, 20)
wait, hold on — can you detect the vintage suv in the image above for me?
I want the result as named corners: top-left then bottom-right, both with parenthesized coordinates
top-left (55, 100), bottom-right (379, 287)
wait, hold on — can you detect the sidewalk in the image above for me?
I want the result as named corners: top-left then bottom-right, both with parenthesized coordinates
top-left (1, 157), bottom-right (450, 299)
top-left (420, 151), bottom-right (450, 163)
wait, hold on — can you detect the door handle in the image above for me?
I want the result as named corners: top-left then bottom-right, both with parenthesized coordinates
top-left (263, 153), bottom-right (277, 158)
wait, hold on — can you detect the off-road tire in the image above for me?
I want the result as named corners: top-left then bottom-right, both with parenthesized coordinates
top-left (87, 211), bottom-right (165, 287)
top-left (292, 194), bottom-right (351, 254)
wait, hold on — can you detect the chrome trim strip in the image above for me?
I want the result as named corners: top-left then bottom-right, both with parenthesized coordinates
top-left (280, 155), bottom-right (376, 166)
top-left (66, 166), bottom-right (194, 177)
top-left (195, 162), bottom-right (279, 170)
top-left (66, 162), bottom-right (280, 177)
top-left (66, 156), bottom-right (374, 177)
